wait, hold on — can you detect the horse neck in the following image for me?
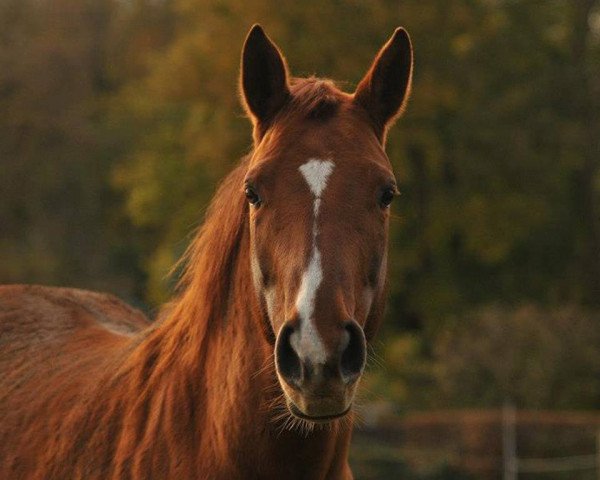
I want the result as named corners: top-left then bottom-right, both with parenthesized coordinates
top-left (126, 189), bottom-right (354, 477)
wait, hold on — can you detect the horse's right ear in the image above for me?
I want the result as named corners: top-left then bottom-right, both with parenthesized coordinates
top-left (240, 25), bottom-right (290, 136)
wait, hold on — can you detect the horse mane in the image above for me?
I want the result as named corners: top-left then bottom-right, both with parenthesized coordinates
top-left (164, 158), bottom-right (251, 338)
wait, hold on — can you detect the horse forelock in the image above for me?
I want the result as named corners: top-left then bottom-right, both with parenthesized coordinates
top-left (287, 78), bottom-right (344, 121)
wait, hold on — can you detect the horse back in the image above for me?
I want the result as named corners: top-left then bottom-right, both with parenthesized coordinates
top-left (0, 285), bottom-right (150, 478)
top-left (0, 284), bottom-right (148, 338)
top-left (0, 284), bottom-right (149, 391)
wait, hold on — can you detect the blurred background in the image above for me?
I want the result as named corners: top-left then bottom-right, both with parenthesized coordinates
top-left (1, 0), bottom-right (599, 478)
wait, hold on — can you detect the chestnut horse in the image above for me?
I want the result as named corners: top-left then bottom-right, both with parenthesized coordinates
top-left (0, 25), bottom-right (412, 479)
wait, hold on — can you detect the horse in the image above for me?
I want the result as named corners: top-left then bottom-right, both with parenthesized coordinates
top-left (0, 24), bottom-right (413, 479)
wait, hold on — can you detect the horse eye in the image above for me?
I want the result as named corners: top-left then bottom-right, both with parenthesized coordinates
top-left (245, 186), bottom-right (261, 206)
top-left (380, 188), bottom-right (396, 208)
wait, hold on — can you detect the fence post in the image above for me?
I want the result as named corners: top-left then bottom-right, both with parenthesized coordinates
top-left (596, 430), bottom-right (600, 480)
top-left (503, 401), bottom-right (517, 480)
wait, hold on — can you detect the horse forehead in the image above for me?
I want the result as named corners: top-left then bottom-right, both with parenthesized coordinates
top-left (252, 137), bottom-right (392, 197)
top-left (268, 116), bottom-right (380, 162)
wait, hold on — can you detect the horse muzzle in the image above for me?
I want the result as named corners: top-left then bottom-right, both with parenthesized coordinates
top-left (274, 320), bottom-right (366, 421)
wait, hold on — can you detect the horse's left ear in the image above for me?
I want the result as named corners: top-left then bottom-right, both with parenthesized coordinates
top-left (353, 28), bottom-right (413, 141)
top-left (240, 24), bottom-right (290, 139)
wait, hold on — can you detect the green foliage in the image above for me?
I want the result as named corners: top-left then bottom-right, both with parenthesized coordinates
top-left (0, 0), bottom-right (132, 292)
top-left (364, 305), bottom-right (600, 410)
top-left (434, 305), bottom-right (600, 409)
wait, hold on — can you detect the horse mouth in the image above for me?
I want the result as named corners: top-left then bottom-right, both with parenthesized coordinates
top-left (288, 402), bottom-right (352, 423)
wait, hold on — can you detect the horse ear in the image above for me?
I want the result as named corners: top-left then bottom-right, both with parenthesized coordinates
top-left (240, 25), bottom-right (290, 133)
top-left (353, 28), bottom-right (413, 140)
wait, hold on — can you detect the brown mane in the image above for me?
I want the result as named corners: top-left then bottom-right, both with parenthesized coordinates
top-left (168, 158), bottom-right (251, 336)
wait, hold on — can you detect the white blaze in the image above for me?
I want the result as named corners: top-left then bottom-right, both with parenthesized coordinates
top-left (294, 159), bottom-right (335, 365)
top-left (299, 159), bottom-right (335, 198)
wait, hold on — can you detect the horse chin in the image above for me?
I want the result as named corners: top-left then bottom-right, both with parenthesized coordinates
top-left (287, 401), bottom-right (352, 424)
top-left (279, 382), bottom-right (355, 424)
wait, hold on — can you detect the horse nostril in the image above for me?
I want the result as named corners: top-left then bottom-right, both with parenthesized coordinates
top-left (340, 321), bottom-right (366, 384)
top-left (275, 323), bottom-right (302, 386)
